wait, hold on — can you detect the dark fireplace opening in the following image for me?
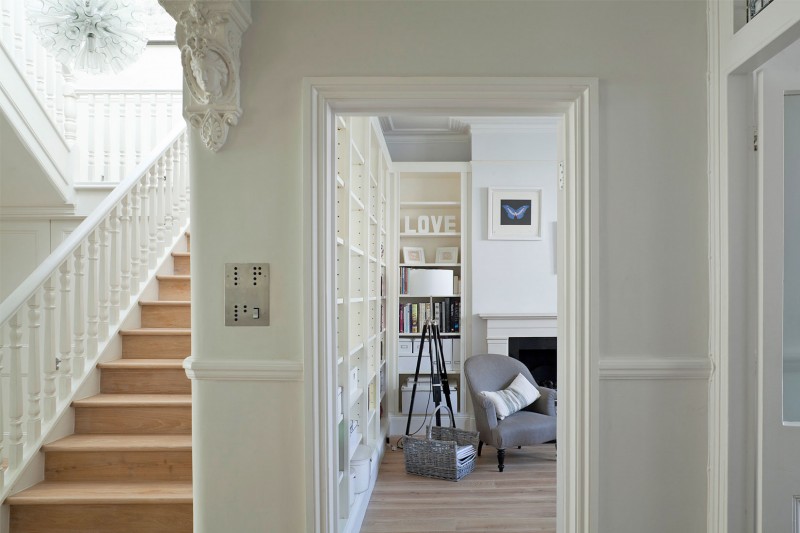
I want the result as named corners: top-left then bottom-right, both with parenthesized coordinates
top-left (508, 337), bottom-right (557, 389)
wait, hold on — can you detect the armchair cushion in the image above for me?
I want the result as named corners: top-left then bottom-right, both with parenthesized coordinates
top-left (481, 373), bottom-right (541, 419)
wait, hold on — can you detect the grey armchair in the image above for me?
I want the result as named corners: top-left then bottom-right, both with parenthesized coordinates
top-left (464, 354), bottom-right (557, 472)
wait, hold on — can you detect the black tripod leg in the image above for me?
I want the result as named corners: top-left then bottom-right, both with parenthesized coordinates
top-left (434, 324), bottom-right (455, 426)
top-left (404, 323), bottom-right (428, 436)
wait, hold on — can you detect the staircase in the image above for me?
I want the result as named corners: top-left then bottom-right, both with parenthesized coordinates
top-left (6, 234), bottom-right (193, 533)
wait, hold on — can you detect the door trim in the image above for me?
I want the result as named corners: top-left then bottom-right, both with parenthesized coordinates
top-left (302, 77), bottom-right (599, 533)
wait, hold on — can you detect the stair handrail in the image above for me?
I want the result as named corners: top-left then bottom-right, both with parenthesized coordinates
top-left (0, 122), bottom-right (189, 496)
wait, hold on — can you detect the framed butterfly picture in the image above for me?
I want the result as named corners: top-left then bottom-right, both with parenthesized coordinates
top-left (488, 187), bottom-right (542, 240)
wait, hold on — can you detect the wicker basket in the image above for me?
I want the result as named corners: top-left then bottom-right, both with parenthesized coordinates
top-left (403, 406), bottom-right (480, 482)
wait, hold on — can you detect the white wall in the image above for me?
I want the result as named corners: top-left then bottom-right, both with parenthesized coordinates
top-left (188, 2), bottom-right (708, 532)
top-left (0, 218), bottom-right (83, 300)
top-left (469, 124), bottom-right (558, 354)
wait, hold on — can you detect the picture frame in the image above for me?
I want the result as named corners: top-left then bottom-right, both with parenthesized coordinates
top-left (435, 247), bottom-right (459, 264)
top-left (403, 246), bottom-right (426, 265)
top-left (487, 187), bottom-right (542, 240)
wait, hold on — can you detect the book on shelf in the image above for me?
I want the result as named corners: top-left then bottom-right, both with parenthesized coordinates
top-left (398, 299), bottom-right (460, 334)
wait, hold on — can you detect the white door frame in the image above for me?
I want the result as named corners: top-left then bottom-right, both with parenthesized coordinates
top-left (302, 77), bottom-right (599, 533)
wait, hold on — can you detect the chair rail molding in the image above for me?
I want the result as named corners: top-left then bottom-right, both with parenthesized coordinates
top-left (159, 0), bottom-right (251, 152)
top-left (183, 357), bottom-right (304, 381)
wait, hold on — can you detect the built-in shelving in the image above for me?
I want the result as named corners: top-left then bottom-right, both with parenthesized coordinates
top-left (333, 116), bottom-right (392, 530)
top-left (394, 165), bottom-right (468, 429)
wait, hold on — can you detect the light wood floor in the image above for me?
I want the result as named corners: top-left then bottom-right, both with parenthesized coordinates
top-left (361, 439), bottom-right (556, 533)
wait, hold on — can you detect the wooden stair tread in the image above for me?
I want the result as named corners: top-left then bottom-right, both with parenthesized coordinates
top-left (43, 435), bottom-right (191, 452)
top-left (7, 481), bottom-right (192, 505)
top-left (73, 394), bottom-right (191, 407)
top-left (99, 359), bottom-right (185, 370)
top-left (119, 328), bottom-right (190, 336)
top-left (139, 300), bottom-right (191, 307)
top-left (172, 252), bottom-right (190, 257)
top-left (156, 275), bottom-right (190, 281)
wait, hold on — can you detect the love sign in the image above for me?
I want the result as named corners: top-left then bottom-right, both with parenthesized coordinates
top-left (403, 215), bottom-right (456, 234)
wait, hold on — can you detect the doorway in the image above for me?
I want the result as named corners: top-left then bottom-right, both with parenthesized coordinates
top-left (303, 77), bottom-right (599, 533)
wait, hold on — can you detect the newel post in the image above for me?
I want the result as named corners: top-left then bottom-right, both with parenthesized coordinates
top-left (159, 0), bottom-right (251, 152)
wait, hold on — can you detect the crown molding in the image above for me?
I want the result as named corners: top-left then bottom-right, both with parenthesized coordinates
top-left (459, 116), bottom-right (559, 133)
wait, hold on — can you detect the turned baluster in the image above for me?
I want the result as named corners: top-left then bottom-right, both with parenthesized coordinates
top-left (181, 133), bottom-right (190, 224)
top-left (58, 259), bottom-right (73, 399)
top-left (155, 155), bottom-right (167, 255)
top-left (87, 93), bottom-right (97, 180)
top-left (42, 276), bottom-right (58, 421)
top-left (148, 167), bottom-right (159, 269)
top-left (119, 195), bottom-right (132, 308)
top-left (109, 205), bottom-right (121, 325)
top-left (164, 146), bottom-right (175, 236)
top-left (139, 175), bottom-right (150, 281)
top-left (97, 220), bottom-right (110, 340)
top-left (1, 1), bottom-right (12, 48)
top-left (150, 95), bottom-right (158, 153)
top-left (27, 292), bottom-right (43, 445)
top-left (23, 25), bottom-right (34, 81)
top-left (8, 312), bottom-right (24, 470)
top-left (12, 2), bottom-right (23, 60)
top-left (62, 66), bottom-right (77, 147)
top-left (103, 95), bottom-right (111, 181)
top-left (118, 94), bottom-right (128, 180)
top-left (130, 184), bottom-right (142, 291)
top-left (37, 47), bottom-right (48, 111)
top-left (174, 138), bottom-right (185, 226)
top-left (86, 230), bottom-right (99, 359)
top-left (172, 142), bottom-right (182, 235)
top-left (72, 243), bottom-right (86, 376)
top-left (134, 97), bottom-right (143, 165)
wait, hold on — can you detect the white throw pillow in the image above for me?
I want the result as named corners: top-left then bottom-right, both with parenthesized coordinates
top-left (481, 373), bottom-right (541, 420)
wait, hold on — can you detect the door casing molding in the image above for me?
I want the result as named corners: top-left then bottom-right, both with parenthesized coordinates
top-left (302, 77), bottom-right (599, 533)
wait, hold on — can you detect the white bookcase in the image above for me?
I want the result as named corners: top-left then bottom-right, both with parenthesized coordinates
top-left (334, 116), bottom-right (393, 530)
top-left (391, 164), bottom-right (470, 432)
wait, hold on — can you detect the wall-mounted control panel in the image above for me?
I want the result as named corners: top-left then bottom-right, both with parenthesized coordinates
top-left (224, 263), bottom-right (270, 326)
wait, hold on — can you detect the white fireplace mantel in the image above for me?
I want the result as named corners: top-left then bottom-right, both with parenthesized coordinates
top-left (479, 313), bottom-right (557, 355)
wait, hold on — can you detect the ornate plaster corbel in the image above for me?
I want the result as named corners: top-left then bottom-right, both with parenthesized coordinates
top-left (159, 0), bottom-right (251, 152)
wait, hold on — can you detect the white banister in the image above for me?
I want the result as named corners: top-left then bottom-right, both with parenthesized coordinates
top-left (164, 146), bottom-right (175, 237)
top-left (58, 259), bottom-right (72, 400)
top-left (8, 311), bottom-right (24, 471)
top-left (138, 180), bottom-right (150, 282)
top-left (119, 195), bottom-right (132, 309)
top-left (148, 168), bottom-right (158, 269)
top-left (86, 231), bottom-right (99, 358)
top-left (97, 220), bottom-right (110, 342)
top-left (72, 244), bottom-right (86, 376)
top-left (0, 124), bottom-right (188, 499)
top-left (42, 276), bottom-right (57, 420)
top-left (130, 185), bottom-right (141, 291)
top-left (26, 292), bottom-right (42, 445)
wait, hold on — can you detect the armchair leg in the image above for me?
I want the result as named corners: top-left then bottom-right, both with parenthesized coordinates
top-left (478, 441), bottom-right (483, 457)
top-left (497, 449), bottom-right (505, 472)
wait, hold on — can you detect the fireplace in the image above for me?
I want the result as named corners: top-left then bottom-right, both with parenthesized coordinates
top-left (509, 336), bottom-right (557, 389)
